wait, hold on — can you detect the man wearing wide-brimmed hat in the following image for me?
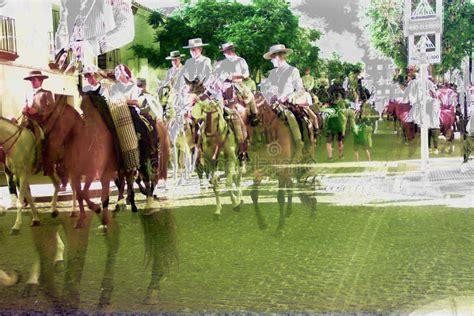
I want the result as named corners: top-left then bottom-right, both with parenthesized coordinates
top-left (176, 38), bottom-right (213, 91)
top-left (214, 42), bottom-right (249, 84)
top-left (22, 70), bottom-right (56, 175)
top-left (162, 50), bottom-right (185, 89)
top-left (260, 44), bottom-right (305, 157)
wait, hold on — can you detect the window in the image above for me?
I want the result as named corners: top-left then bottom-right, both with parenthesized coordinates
top-left (98, 49), bottom-right (121, 70)
top-left (0, 15), bottom-right (18, 60)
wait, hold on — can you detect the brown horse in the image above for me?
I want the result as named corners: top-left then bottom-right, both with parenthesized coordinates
top-left (384, 99), bottom-right (417, 142)
top-left (48, 92), bottom-right (118, 228)
top-left (251, 93), bottom-right (317, 236)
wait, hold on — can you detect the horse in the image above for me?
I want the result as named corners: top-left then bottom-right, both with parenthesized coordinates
top-left (190, 85), bottom-right (244, 218)
top-left (47, 92), bottom-right (118, 229)
top-left (139, 208), bottom-right (178, 305)
top-left (251, 93), bottom-right (317, 236)
top-left (384, 99), bottom-right (417, 143)
top-left (437, 87), bottom-right (457, 153)
top-left (0, 117), bottom-right (41, 232)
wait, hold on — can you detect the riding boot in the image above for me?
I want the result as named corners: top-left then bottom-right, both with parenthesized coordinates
top-left (284, 110), bottom-right (304, 160)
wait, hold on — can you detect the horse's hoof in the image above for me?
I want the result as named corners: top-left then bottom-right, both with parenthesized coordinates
top-left (54, 260), bottom-right (65, 273)
top-left (131, 204), bottom-right (138, 213)
top-left (233, 201), bottom-right (243, 212)
top-left (213, 213), bottom-right (220, 221)
top-left (70, 211), bottom-right (77, 218)
top-left (285, 209), bottom-right (293, 218)
top-left (258, 221), bottom-right (268, 230)
top-left (96, 225), bottom-right (107, 236)
top-left (144, 289), bottom-right (160, 305)
top-left (22, 283), bottom-right (39, 298)
top-left (75, 220), bottom-right (85, 229)
top-left (51, 210), bottom-right (59, 218)
top-left (98, 287), bottom-right (113, 308)
top-left (273, 229), bottom-right (284, 238)
top-left (30, 220), bottom-right (40, 227)
top-left (0, 270), bottom-right (20, 287)
top-left (9, 228), bottom-right (20, 236)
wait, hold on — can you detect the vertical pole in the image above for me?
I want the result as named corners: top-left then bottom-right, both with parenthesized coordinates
top-left (419, 41), bottom-right (429, 172)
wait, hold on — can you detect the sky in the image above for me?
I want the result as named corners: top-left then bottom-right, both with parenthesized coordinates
top-left (139, 0), bottom-right (369, 63)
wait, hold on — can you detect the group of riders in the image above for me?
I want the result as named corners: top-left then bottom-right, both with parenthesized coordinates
top-left (7, 37), bottom-right (473, 202)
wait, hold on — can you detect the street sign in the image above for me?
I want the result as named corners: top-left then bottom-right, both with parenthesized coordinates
top-left (405, 0), bottom-right (443, 65)
top-left (408, 33), bottom-right (442, 64)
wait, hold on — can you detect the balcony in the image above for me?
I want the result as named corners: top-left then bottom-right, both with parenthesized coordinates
top-left (0, 15), bottom-right (19, 61)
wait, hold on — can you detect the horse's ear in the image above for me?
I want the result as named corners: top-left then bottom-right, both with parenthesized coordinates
top-left (184, 76), bottom-right (191, 85)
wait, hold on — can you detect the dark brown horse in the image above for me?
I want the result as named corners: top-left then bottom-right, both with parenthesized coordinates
top-left (384, 99), bottom-right (416, 142)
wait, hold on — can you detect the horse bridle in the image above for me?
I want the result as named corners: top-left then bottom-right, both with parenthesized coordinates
top-left (0, 120), bottom-right (25, 156)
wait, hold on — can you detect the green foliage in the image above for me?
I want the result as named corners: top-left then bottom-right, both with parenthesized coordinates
top-left (131, 0), bottom-right (321, 81)
top-left (366, 0), bottom-right (474, 75)
top-left (322, 53), bottom-right (364, 83)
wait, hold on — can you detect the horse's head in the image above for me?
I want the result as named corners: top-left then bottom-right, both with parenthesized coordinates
top-left (158, 86), bottom-right (171, 106)
top-left (254, 92), bottom-right (276, 128)
top-left (184, 77), bottom-right (205, 96)
top-left (384, 100), bottom-right (397, 116)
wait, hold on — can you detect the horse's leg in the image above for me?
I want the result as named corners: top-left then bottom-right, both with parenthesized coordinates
top-left (83, 177), bottom-right (101, 214)
top-left (98, 215), bottom-right (120, 308)
top-left (172, 142), bottom-right (178, 182)
top-left (250, 179), bottom-right (267, 229)
top-left (6, 169), bottom-right (18, 210)
top-left (50, 173), bottom-right (61, 218)
top-left (62, 211), bottom-right (91, 311)
top-left (54, 232), bottom-right (65, 272)
top-left (275, 175), bottom-right (286, 237)
top-left (22, 260), bottom-right (40, 297)
top-left (144, 252), bottom-right (163, 305)
top-left (70, 187), bottom-right (77, 218)
top-left (30, 224), bottom-right (62, 309)
top-left (114, 175), bottom-right (127, 212)
top-left (11, 176), bottom-right (39, 234)
top-left (100, 177), bottom-right (111, 228)
top-left (285, 177), bottom-right (294, 218)
top-left (211, 170), bottom-right (222, 220)
top-left (126, 172), bottom-right (138, 213)
top-left (72, 176), bottom-right (87, 229)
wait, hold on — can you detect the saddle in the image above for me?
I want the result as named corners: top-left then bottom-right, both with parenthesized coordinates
top-left (288, 104), bottom-right (316, 145)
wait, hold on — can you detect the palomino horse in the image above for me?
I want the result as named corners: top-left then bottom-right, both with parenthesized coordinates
top-left (251, 93), bottom-right (317, 236)
top-left (0, 117), bottom-right (40, 232)
top-left (191, 96), bottom-right (244, 218)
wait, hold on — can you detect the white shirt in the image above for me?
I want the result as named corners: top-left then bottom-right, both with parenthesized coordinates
top-left (261, 62), bottom-right (304, 103)
top-left (214, 55), bottom-right (250, 83)
top-left (176, 54), bottom-right (213, 91)
top-left (25, 87), bottom-right (43, 107)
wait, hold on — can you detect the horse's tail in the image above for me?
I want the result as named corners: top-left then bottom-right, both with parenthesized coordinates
top-left (156, 120), bottom-right (170, 182)
top-left (139, 209), bottom-right (179, 272)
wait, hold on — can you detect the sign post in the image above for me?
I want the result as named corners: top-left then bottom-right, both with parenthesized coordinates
top-left (404, 0), bottom-right (443, 172)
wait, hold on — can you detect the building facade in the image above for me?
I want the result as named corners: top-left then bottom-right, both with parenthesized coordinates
top-left (0, 0), bottom-right (159, 118)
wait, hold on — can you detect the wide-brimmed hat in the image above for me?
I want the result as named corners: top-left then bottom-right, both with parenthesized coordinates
top-left (263, 44), bottom-right (293, 60)
top-left (137, 78), bottom-right (147, 86)
top-left (24, 70), bottom-right (49, 81)
top-left (183, 38), bottom-right (209, 49)
top-left (165, 50), bottom-right (185, 60)
top-left (220, 42), bottom-right (235, 52)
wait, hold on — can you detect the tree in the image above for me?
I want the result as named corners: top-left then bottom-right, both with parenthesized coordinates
top-left (131, 0), bottom-right (321, 82)
top-left (366, 0), bottom-right (474, 75)
top-left (321, 52), bottom-right (364, 83)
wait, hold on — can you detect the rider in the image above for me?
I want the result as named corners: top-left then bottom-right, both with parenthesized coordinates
top-left (160, 50), bottom-right (185, 119)
top-left (175, 38), bottom-right (213, 93)
top-left (110, 64), bottom-right (151, 171)
top-left (22, 70), bottom-right (55, 175)
top-left (137, 78), bottom-right (161, 154)
top-left (260, 44), bottom-right (305, 156)
top-left (302, 68), bottom-right (315, 93)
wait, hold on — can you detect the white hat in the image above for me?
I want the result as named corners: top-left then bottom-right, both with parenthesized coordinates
top-left (183, 38), bottom-right (209, 49)
top-left (263, 44), bottom-right (293, 60)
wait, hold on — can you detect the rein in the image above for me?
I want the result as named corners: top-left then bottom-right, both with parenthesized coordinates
top-left (0, 122), bottom-right (24, 156)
